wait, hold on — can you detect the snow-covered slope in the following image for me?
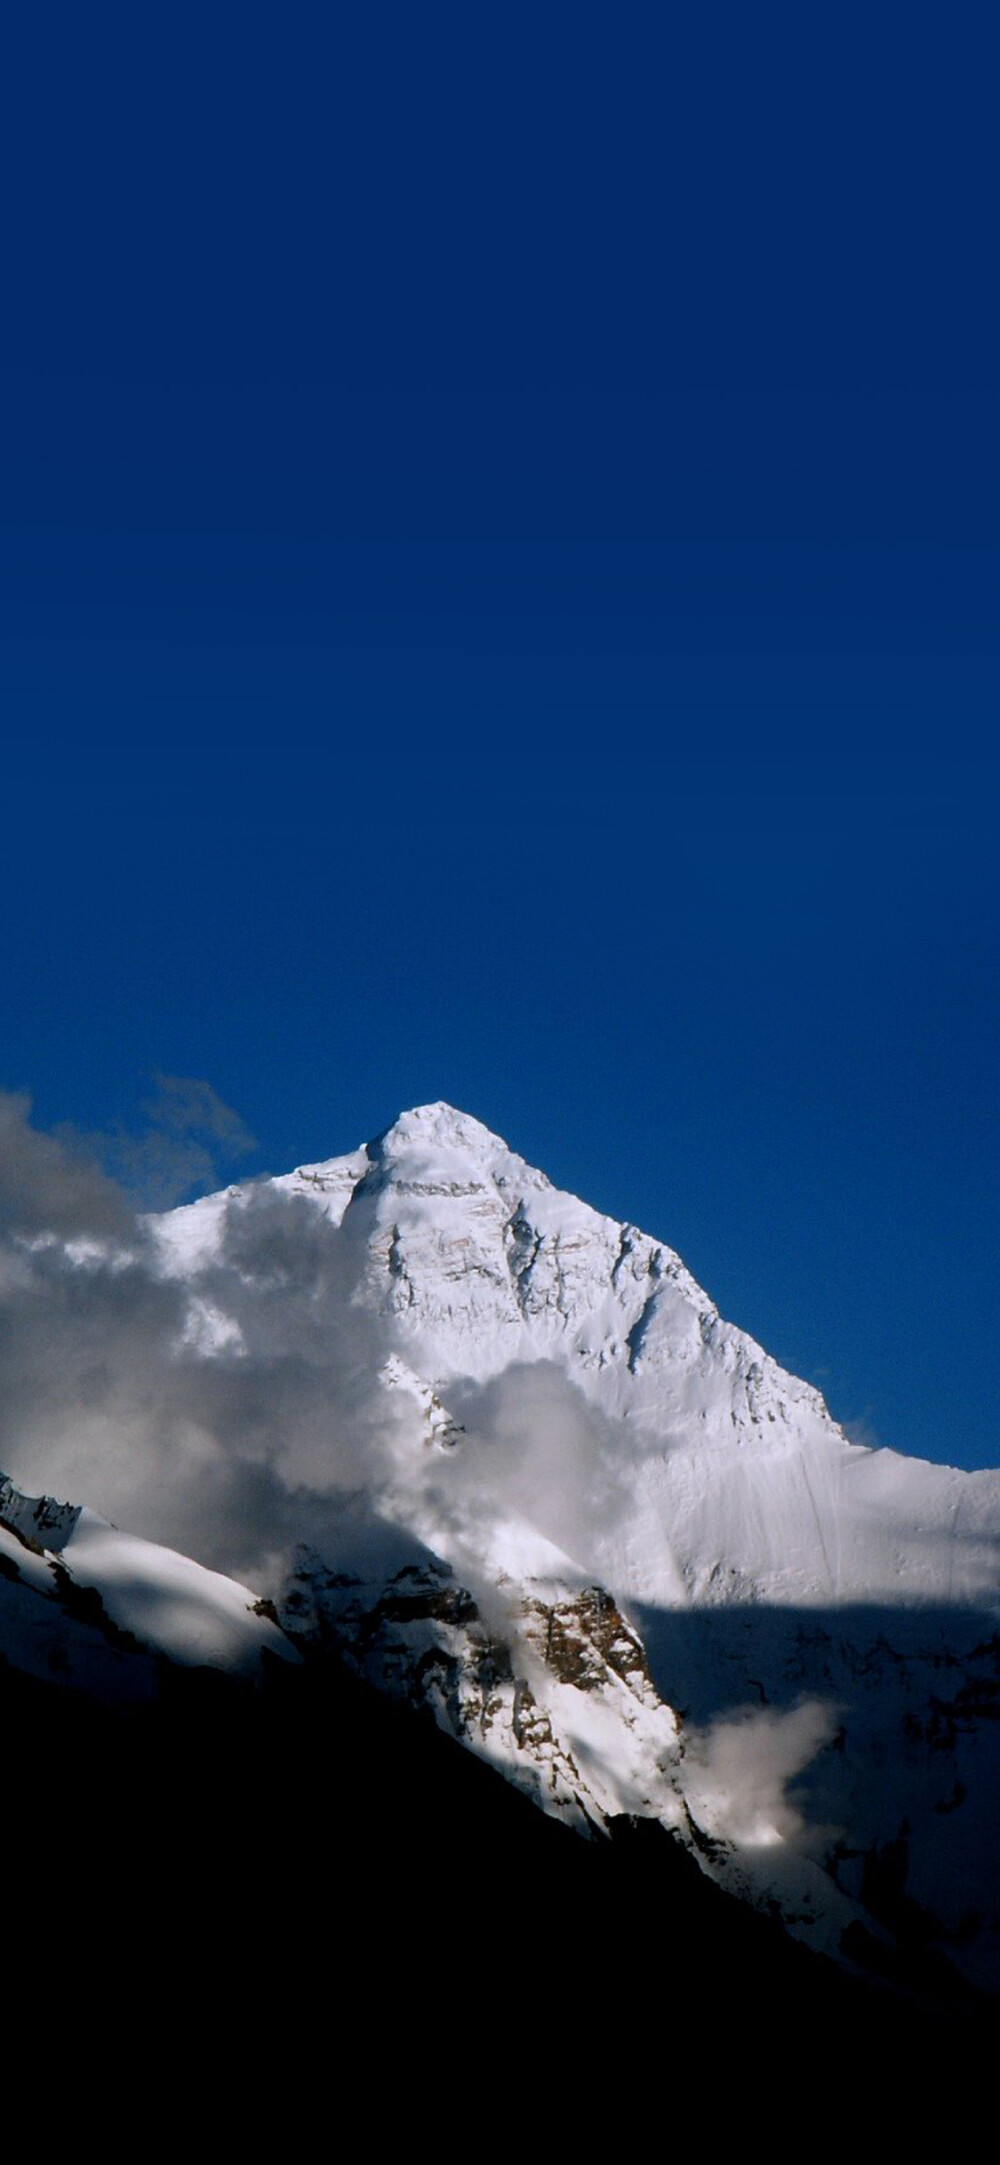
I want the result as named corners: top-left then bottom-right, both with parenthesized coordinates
top-left (144, 1103), bottom-right (1000, 1993)
top-left (0, 1472), bottom-right (296, 1698)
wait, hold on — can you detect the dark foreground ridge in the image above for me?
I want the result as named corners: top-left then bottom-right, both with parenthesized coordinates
top-left (1, 1641), bottom-right (990, 2109)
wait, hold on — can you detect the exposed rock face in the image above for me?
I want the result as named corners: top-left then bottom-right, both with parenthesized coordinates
top-left (0, 1474), bottom-right (81, 1555)
top-left (280, 1549), bottom-right (684, 1838)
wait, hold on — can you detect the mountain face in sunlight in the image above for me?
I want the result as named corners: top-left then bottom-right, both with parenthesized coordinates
top-left (3, 1102), bottom-right (999, 2008)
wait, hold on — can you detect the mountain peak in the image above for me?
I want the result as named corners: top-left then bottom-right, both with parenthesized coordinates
top-left (371, 1101), bottom-right (516, 1160)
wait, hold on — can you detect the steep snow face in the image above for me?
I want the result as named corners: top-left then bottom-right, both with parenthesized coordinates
top-left (146, 1104), bottom-right (1000, 1985)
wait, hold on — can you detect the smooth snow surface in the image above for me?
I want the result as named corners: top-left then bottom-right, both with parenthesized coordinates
top-left (0, 1472), bottom-right (295, 1691)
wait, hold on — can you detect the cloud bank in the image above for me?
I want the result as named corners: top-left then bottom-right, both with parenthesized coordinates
top-left (0, 1089), bottom-right (371, 1583)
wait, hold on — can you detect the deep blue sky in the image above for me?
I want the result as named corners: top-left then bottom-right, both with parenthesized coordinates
top-left (1, 13), bottom-right (998, 1469)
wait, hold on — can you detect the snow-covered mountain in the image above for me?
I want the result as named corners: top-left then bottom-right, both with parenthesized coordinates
top-left (4, 1101), bottom-right (999, 2005)
top-left (148, 1101), bottom-right (1000, 1996)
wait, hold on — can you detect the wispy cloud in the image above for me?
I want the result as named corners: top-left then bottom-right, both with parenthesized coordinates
top-left (843, 1412), bottom-right (881, 1450)
top-left (682, 1698), bottom-right (842, 1852)
top-left (55, 1072), bottom-right (257, 1210)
